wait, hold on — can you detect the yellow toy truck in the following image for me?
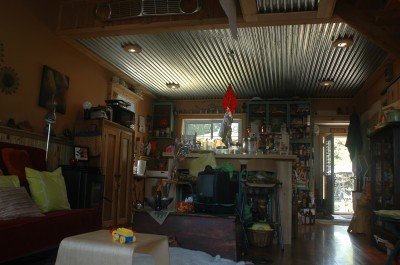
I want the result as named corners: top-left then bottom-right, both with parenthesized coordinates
top-left (111, 228), bottom-right (136, 244)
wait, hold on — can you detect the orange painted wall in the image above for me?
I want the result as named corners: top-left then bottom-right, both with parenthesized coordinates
top-left (0, 0), bottom-right (113, 135)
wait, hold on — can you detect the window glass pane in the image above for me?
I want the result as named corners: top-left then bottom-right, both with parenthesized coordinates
top-left (187, 123), bottom-right (212, 138)
top-left (182, 119), bottom-right (242, 144)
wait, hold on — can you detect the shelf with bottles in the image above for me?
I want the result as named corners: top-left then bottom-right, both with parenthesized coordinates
top-left (152, 102), bottom-right (174, 138)
top-left (268, 103), bottom-right (288, 132)
top-left (296, 191), bottom-right (316, 225)
top-left (289, 102), bottom-right (311, 141)
top-left (291, 143), bottom-right (312, 195)
top-left (290, 143), bottom-right (312, 167)
top-left (247, 102), bottom-right (267, 127)
top-left (369, 123), bottom-right (400, 211)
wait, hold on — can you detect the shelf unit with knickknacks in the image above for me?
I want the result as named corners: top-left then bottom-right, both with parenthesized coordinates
top-left (368, 122), bottom-right (400, 253)
top-left (151, 102), bottom-right (174, 139)
top-left (246, 100), bottom-right (314, 230)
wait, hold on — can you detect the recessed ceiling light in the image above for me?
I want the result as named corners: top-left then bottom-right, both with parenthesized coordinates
top-left (332, 38), bottom-right (353, 48)
top-left (122, 43), bottom-right (142, 53)
top-left (166, 82), bottom-right (180, 89)
top-left (319, 80), bottom-right (335, 86)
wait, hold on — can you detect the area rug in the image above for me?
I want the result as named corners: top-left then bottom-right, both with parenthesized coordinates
top-left (169, 247), bottom-right (248, 265)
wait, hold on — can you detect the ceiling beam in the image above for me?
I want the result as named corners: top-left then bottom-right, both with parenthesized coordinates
top-left (376, 0), bottom-right (400, 24)
top-left (255, 11), bottom-right (342, 26)
top-left (335, 1), bottom-right (400, 59)
top-left (317, 0), bottom-right (337, 18)
top-left (239, 0), bottom-right (258, 22)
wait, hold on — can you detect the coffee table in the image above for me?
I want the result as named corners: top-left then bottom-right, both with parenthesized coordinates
top-left (55, 230), bottom-right (170, 265)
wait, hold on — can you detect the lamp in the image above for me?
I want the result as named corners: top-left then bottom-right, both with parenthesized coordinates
top-left (166, 82), bottom-right (180, 89)
top-left (332, 37), bottom-right (353, 48)
top-left (44, 98), bottom-right (57, 162)
top-left (319, 80), bottom-right (335, 86)
top-left (83, 101), bottom-right (92, 120)
top-left (122, 43), bottom-right (142, 53)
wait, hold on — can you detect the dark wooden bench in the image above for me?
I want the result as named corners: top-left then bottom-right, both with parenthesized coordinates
top-left (132, 210), bottom-right (240, 261)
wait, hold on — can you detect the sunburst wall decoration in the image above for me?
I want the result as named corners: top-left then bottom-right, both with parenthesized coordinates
top-left (0, 66), bottom-right (20, 95)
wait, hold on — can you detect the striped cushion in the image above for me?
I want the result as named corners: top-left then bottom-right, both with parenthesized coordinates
top-left (0, 187), bottom-right (44, 220)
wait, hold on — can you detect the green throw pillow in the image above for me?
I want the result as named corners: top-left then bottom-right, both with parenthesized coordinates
top-left (0, 175), bottom-right (20, 187)
top-left (25, 167), bottom-right (71, 213)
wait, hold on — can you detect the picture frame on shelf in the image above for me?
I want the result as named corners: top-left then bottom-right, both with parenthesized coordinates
top-left (74, 146), bottom-right (89, 161)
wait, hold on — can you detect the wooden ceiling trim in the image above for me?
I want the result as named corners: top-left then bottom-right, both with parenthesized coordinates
top-left (376, 0), bottom-right (400, 24)
top-left (317, 0), bottom-right (337, 18)
top-left (255, 11), bottom-right (342, 26)
top-left (335, 1), bottom-right (400, 59)
top-left (352, 0), bottom-right (384, 9)
top-left (239, 0), bottom-right (258, 22)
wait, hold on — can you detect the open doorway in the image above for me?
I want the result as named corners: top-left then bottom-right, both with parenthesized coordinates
top-left (323, 134), bottom-right (354, 217)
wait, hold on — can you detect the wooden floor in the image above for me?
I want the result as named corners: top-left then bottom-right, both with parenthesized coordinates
top-left (4, 223), bottom-right (391, 265)
top-left (244, 223), bottom-right (390, 265)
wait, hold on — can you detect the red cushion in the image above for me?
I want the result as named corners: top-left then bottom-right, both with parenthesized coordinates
top-left (0, 143), bottom-right (47, 192)
top-left (1, 148), bottom-right (32, 189)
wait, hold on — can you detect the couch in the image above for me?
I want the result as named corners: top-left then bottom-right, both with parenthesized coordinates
top-left (0, 142), bottom-right (102, 263)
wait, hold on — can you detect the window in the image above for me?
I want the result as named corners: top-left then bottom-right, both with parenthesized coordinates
top-left (182, 118), bottom-right (242, 144)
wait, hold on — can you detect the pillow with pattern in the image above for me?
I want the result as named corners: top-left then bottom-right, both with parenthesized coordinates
top-left (0, 187), bottom-right (44, 220)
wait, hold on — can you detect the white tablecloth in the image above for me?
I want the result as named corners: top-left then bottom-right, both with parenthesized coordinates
top-left (55, 230), bottom-right (170, 265)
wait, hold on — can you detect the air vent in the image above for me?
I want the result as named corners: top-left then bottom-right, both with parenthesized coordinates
top-left (95, 0), bottom-right (202, 21)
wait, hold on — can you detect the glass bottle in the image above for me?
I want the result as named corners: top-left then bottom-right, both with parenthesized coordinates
top-left (155, 191), bottom-right (162, 211)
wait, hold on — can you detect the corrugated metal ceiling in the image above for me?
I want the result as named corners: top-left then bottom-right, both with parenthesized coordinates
top-left (257, 0), bottom-right (318, 13)
top-left (74, 0), bottom-right (388, 100)
top-left (77, 22), bottom-right (387, 100)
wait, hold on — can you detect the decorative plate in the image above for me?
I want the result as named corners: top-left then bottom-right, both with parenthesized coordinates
top-left (0, 66), bottom-right (19, 95)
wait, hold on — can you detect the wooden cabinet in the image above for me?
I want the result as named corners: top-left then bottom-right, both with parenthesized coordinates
top-left (369, 122), bottom-right (400, 210)
top-left (369, 122), bottom-right (400, 251)
top-left (75, 119), bottom-right (133, 227)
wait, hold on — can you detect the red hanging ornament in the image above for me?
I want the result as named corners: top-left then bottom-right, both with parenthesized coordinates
top-left (222, 84), bottom-right (237, 114)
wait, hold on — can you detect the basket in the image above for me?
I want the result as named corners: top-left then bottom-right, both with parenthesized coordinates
top-left (247, 228), bottom-right (274, 247)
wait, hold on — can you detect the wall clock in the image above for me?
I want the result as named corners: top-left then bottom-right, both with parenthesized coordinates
top-left (0, 66), bottom-right (19, 95)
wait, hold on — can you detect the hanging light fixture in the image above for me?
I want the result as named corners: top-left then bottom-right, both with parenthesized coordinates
top-left (122, 43), bottom-right (142, 53)
top-left (166, 82), bottom-right (180, 89)
top-left (319, 79), bottom-right (335, 86)
top-left (332, 37), bottom-right (353, 48)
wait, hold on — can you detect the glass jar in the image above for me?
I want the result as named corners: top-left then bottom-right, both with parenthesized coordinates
top-left (242, 138), bottom-right (248, 154)
top-left (215, 146), bottom-right (228, 154)
top-left (248, 137), bottom-right (257, 154)
top-left (229, 142), bottom-right (242, 154)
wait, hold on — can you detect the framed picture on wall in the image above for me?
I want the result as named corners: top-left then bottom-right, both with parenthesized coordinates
top-left (38, 65), bottom-right (70, 114)
top-left (139, 115), bottom-right (146, 133)
top-left (74, 146), bottom-right (89, 161)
